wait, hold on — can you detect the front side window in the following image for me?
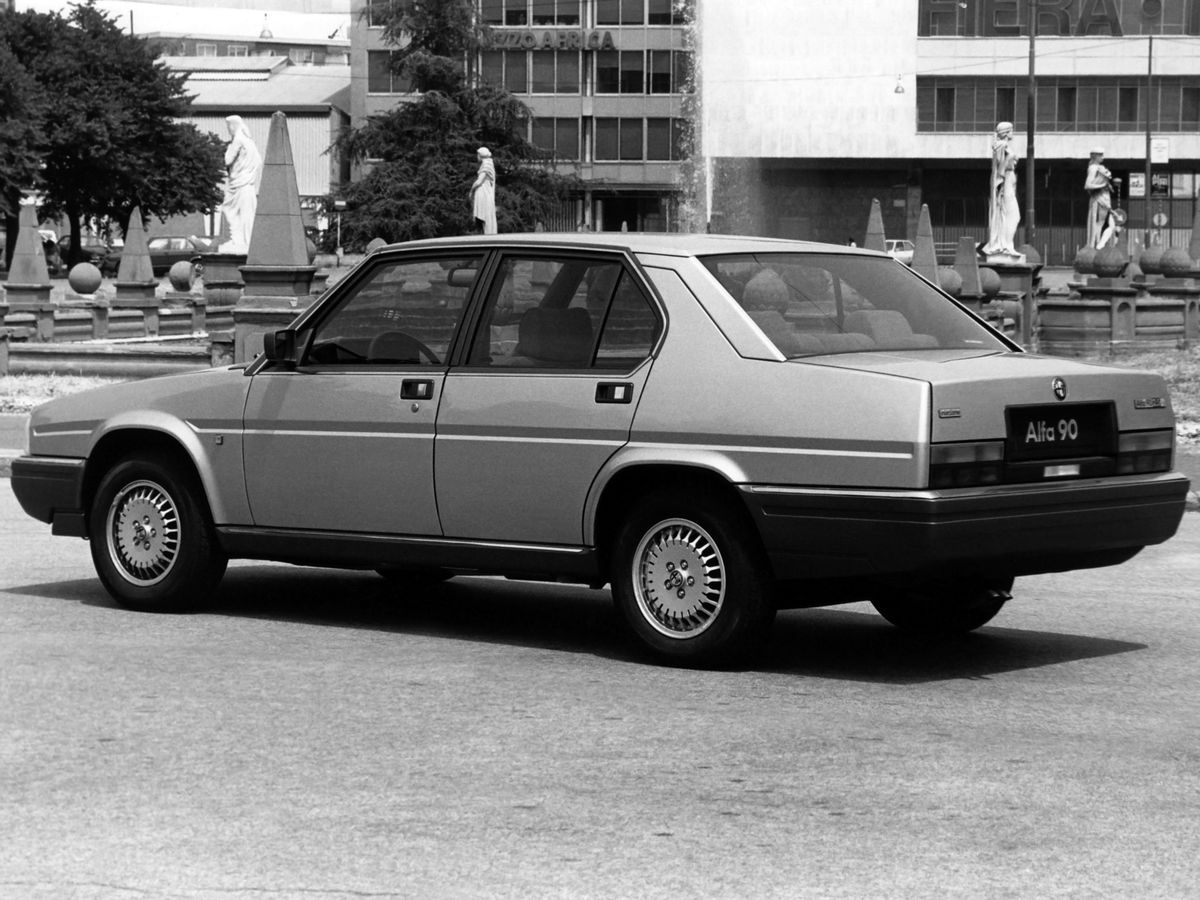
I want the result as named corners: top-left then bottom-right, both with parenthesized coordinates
top-left (302, 256), bottom-right (483, 367)
top-left (701, 253), bottom-right (1008, 357)
top-left (466, 255), bottom-right (660, 369)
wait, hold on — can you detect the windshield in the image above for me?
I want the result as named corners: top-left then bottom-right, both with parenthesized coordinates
top-left (700, 253), bottom-right (1009, 358)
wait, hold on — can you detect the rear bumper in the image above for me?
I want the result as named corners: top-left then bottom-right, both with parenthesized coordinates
top-left (741, 472), bottom-right (1191, 580)
top-left (10, 456), bottom-right (88, 537)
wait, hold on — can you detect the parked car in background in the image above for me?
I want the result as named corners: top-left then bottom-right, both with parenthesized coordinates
top-left (885, 239), bottom-right (915, 264)
top-left (57, 234), bottom-right (119, 276)
top-left (9, 233), bottom-right (1191, 666)
top-left (146, 236), bottom-right (206, 276)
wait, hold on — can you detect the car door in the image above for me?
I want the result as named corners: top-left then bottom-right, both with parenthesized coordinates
top-left (242, 252), bottom-right (484, 535)
top-left (435, 252), bottom-right (663, 545)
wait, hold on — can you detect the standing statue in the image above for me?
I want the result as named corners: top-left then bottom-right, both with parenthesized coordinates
top-left (471, 147), bottom-right (497, 235)
top-left (980, 121), bottom-right (1021, 258)
top-left (1085, 147), bottom-right (1121, 249)
top-left (220, 115), bottom-right (262, 253)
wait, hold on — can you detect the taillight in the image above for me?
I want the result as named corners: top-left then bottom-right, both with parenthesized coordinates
top-left (929, 441), bottom-right (1005, 488)
top-left (1115, 429), bottom-right (1174, 475)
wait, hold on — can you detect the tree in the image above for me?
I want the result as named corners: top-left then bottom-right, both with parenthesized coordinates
top-left (333, 0), bottom-right (577, 247)
top-left (0, 3), bottom-right (225, 266)
top-left (0, 39), bottom-right (48, 269)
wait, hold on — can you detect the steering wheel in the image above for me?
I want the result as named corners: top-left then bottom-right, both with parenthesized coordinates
top-left (367, 330), bottom-right (441, 365)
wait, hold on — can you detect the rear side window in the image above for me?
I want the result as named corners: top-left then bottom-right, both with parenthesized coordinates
top-left (701, 252), bottom-right (1008, 357)
top-left (466, 254), bottom-right (661, 369)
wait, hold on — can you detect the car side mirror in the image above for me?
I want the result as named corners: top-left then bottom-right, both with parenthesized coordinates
top-left (262, 329), bottom-right (297, 368)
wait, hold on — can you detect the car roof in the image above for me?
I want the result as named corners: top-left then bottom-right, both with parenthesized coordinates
top-left (371, 232), bottom-right (888, 259)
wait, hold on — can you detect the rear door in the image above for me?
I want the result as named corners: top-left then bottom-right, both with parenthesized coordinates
top-left (242, 252), bottom-right (483, 535)
top-left (435, 251), bottom-right (662, 544)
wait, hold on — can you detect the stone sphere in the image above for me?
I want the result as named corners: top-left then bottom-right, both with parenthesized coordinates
top-left (67, 262), bottom-right (102, 294)
top-left (1138, 245), bottom-right (1164, 275)
top-left (1074, 246), bottom-right (1098, 274)
top-left (1160, 247), bottom-right (1194, 277)
top-left (978, 266), bottom-right (1001, 298)
top-left (1016, 243), bottom-right (1042, 266)
top-left (936, 266), bottom-right (963, 297)
top-left (168, 260), bottom-right (194, 291)
top-left (1094, 245), bottom-right (1128, 278)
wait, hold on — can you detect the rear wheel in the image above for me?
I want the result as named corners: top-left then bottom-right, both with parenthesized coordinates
top-left (871, 577), bottom-right (1013, 634)
top-left (89, 454), bottom-right (227, 612)
top-left (610, 492), bottom-right (775, 667)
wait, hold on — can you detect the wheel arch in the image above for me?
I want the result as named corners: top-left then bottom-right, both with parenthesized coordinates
top-left (83, 424), bottom-right (220, 526)
top-left (588, 455), bottom-right (757, 572)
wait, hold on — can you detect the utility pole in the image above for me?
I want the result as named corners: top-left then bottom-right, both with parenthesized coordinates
top-left (1025, 0), bottom-right (1037, 254)
top-left (1144, 34), bottom-right (1154, 245)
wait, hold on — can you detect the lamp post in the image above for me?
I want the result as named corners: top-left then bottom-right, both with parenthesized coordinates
top-left (1025, 0), bottom-right (1037, 255)
top-left (333, 198), bottom-right (346, 264)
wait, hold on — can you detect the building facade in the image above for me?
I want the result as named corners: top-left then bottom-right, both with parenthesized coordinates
top-left (702, 0), bottom-right (1200, 264)
top-left (349, 0), bottom-right (692, 231)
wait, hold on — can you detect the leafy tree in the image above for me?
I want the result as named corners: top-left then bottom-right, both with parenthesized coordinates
top-left (0, 39), bottom-right (48, 269)
top-left (0, 3), bottom-right (224, 266)
top-left (333, 0), bottom-right (577, 247)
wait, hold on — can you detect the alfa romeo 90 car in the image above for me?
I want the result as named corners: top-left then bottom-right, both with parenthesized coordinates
top-left (11, 234), bottom-right (1191, 666)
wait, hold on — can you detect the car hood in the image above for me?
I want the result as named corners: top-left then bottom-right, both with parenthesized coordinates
top-left (803, 349), bottom-right (1177, 442)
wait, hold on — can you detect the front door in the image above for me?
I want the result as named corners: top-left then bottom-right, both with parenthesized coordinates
top-left (436, 252), bottom-right (663, 545)
top-left (242, 253), bottom-right (484, 535)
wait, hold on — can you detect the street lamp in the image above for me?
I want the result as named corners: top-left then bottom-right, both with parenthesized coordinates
top-left (1025, 0), bottom-right (1037, 255)
top-left (333, 198), bottom-right (346, 263)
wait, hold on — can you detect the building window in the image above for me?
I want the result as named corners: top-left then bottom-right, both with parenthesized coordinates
top-left (1118, 85), bottom-right (1139, 128)
top-left (505, 49), bottom-right (528, 92)
top-left (996, 86), bottom-right (1015, 125)
top-left (481, 0), bottom-right (503, 24)
top-left (646, 118), bottom-right (672, 160)
top-left (289, 47), bottom-right (315, 65)
top-left (196, 43), bottom-right (217, 57)
top-left (367, 50), bottom-right (411, 93)
top-left (227, 44), bottom-right (248, 57)
top-left (1057, 86), bottom-right (1077, 131)
top-left (366, 0), bottom-right (402, 28)
top-left (598, 0), bottom-right (644, 25)
top-left (556, 50), bottom-right (579, 93)
top-left (935, 86), bottom-right (955, 127)
top-left (598, 51), bottom-right (643, 93)
top-left (531, 51), bottom-right (555, 92)
top-left (596, 118), bottom-right (673, 161)
top-left (647, 0), bottom-right (677, 25)
top-left (1183, 86), bottom-right (1200, 129)
top-left (532, 117), bottom-right (580, 160)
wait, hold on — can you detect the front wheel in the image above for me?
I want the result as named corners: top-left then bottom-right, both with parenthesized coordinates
top-left (610, 493), bottom-right (775, 667)
top-left (871, 577), bottom-right (1013, 635)
top-left (89, 454), bottom-right (227, 612)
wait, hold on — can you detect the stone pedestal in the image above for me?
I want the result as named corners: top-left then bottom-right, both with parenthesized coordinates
top-left (61, 292), bottom-right (111, 340)
top-left (982, 261), bottom-right (1038, 348)
top-left (232, 264), bottom-right (318, 363)
top-left (164, 291), bottom-right (206, 333)
top-left (3, 283), bottom-right (54, 342)
top-left (1145, 278), bottom-right (1200, 345)
top-left (196, 252), bottom-right (246, 306)
top-left (1038, 282), bottom-right (1138, 355)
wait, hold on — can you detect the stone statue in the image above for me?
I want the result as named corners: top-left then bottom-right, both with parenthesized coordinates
top-left (1085, 147), bottom-right (1121, 249)
top-left (220, 115), bottom-right (262, 253)
top-left (471, 147), bottom-right (497, 235)
top-left (980, 121), bottom-right (1021, 258)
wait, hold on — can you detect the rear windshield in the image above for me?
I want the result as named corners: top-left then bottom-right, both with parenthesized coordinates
top-left (700, 253), bottom-right (1008, 357)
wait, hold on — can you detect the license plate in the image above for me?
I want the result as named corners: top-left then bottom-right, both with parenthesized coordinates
top-left (1005, 402), bottom-right (1116, 462)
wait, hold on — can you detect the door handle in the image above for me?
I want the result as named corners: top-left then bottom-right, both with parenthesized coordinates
top-left (401, 379), bottom-right (434, 400)
top-left (595, 382), bottom-right (633, 404)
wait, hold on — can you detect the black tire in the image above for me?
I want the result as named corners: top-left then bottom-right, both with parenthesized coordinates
top-left (871, 577), bottom-right (1013, 635)
top-left (89, 453), bottom-right (227, 612)
top-left (610, 491), bottom-right (775, 667)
